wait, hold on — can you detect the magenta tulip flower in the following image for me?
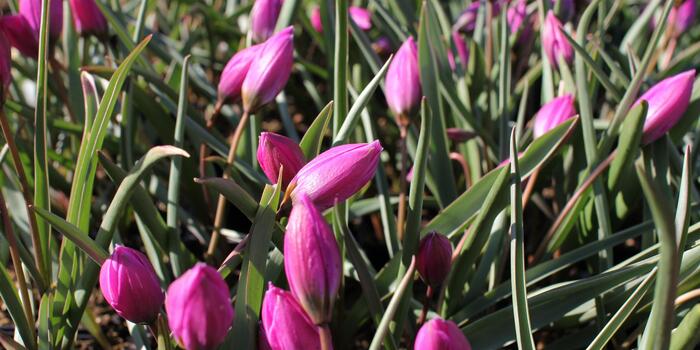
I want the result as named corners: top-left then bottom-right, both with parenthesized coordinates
top-left (0, 16), bottom-right (39, 58)
top-left (217, 44), bottom-right (263, 104)
top-left (99, 246), bottom-right (164, 324)
top-left (262, 284), bottom-right (322, 349)
top-left (310, 6), bottom-right (372, 32)
top-left (508, 0), bottom-right (532, 43)
top-left (166, 263), bottom-right (234, 350)
top-left (670, 0), bottom-right (696, 36)
top-left (448, 31), bottom-right (470, 72)
top-left (542, 11), bottom-right (573, 69)
top-left (415, 318), bottom-right (472, 350)
top-left (257, 132), bottom-right (306, 187)
top-left (454, 0), bottom-right (503, 33)
top-left (385, 37), bottom-right (421, 119)
top-left (289, 141), bottom-right (382, 210)
top-left (372, 36), bottom-right (392, 56)
top-left (634, 69), bottom-right (696, 144)
top-left (533, 94), bottom-right (577, 138)
top-left (69, 0), bottom-right (108, 38)
top-left (250, 0), bottom-right (282, 42)
top-left (284, 194), bottom-right (341, 324)
top-left (416, 232), bottom-right (453, 288)
top-left (19, 0), bottom-right (63, 42)
top-left (241, 26), bottom-right (294, 112)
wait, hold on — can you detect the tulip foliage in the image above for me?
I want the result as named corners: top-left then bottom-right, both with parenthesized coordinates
top-left (1, 0), bottom-right (700, 349)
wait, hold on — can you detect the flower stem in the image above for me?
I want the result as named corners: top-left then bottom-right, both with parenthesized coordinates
top-left (206, 110), bottom-right (251, 260)
top-left (417, 286), bottom-right (433, 327)
top-left (318, 324), bottom-right (333, 350)
top-left (397, 124), bottom-right (408, 242)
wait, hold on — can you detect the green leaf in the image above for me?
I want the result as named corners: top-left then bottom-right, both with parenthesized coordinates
top-left (670, 303), bottom-right (700, 350)
top-left (368, 257), bottom-right (416, 350)
top-left (0, 263), bottom-right (34, 349)
top-left (608, 102), bottom-right (647, 190)
top-left (33, 207), bottom-right (109, 264)
top-left (299, 101), bottom-right (333, 160)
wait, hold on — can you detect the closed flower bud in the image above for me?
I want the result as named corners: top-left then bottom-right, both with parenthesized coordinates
top-left (508, 0), bottom-right (532, 43)
top-left (69, 0), bottom-right (108, 38)
top-left (0, 15), bottom-right (39, 58)
top-left (415, 318), bottom-right (472, 350)
top-left (454, 1), bottom-right (503, 33)
top-left (533, 94), bottom-right (577, 138)
top-left (241, 26), bottom-right (294, 112)
top-left (262, 284), bottom-right (322, 349)
top-left (166, 263), bottom-right (234, 350)
top-left (310, 6), bottom-right (372, 32)
top-left (446, 128), bottom-right (476, 143)
top-left (217, 44), bottom-right (262, 104)
top-left (448, 31), bottom-right (469, 72)
top-left (416, 232), bottom-right (453, 288)
top-left (290, 141), bottom-right (382, 210)
top-left (385, 37), bottom-right (421, 120)
top-left (98, 246), bottom-right (164, 324)
top-left (284, 194), bottom-right (341, 324)
top-left (19, 0), bottom-right (63, 43)
top-left (542, 11), bottom-right (573, 69)
top-left (257, 132), bottom-right (306, 187)
top-left (250, 0), bottom-right (282, 42)
top-left (372, 36), bottom-right (392, 56)
top-left (635, 69), bottom-right (696, 144)
top-left (652, 0), bottom-right (695, 37)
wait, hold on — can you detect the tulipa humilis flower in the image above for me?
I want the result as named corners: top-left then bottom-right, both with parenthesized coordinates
top-left (533, 94), bottom-right (577, 138)
top-left (414, 318), bottom-right (472, 350)
top-left (454, 0), bottom-right (504, 33)
top-left (542, 10), bottom-right (573, 69)
top-left (372, 36), bottom-right (392, 56)
top-left (385, 36), bottom-right (421, 123)
top-left (416, 232), bottom-right (453, 288)
top-left (0, 16), bottom-right (38, 58)
top-left (310, 6), bottom-right (372, 32)
top-left (99, 246), bottom-right (164, 324)
top-left (652, 0), bottom-right (696, 38)
top-left (635, 69), bottom-right (696, 144)
top-left (508, 0), bottom-right (532, 43)
top-left (448, 31), bottom-right (469, 72)
top-left (261, 284), bottom-right (322, 349)
top-left (257, 132), bottom-right (306, 188)
top-left (250, 0), bottom-right (283, 42)
top-left (289, 141), bottom-right (382, 210)
top-left (19, 0), bottom-right (63, 43)
top-left (217, 44), bottom-right (262, 105)
top-left (241, 26), bottom-right (294, 112)
top-left (284, 194), bottom-right (341, 324)
top-left (166, 263), bottom-right (234, 350)
top-left (69, 0), bottom-right (108, 38)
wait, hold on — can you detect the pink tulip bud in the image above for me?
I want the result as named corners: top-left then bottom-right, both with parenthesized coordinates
top-left (446, 128), bottom-right (476, 143)
top-left (385, 37), bottom-right (421, 118)
top-left (454, 1), bottom-right (503, 33)
top-left (69, 0), bottom-right (108, 38)
top-left (448, 31), bottom-right (470, 72)
top-left (217, 44), bottom-right (263, 104)
top-left (310, 7), bottom-right (323, 32)
top-left (635, 69), bottom-right (696, 144)
top-left (416, 232), bottom-right (453, 288)
top-left (533, 94), bottom-right (577, 138)
top-left (19, 0), bottom-right (63, 43)
top-left (166, 263), bottom-right (234, 350)
top-left (348, 6), bottom-right (372, 31)
top-left (290, 141), bottom-right (382, 210)
top-left (98, 246), bottom-right (164, 324)
top-left (542, 11), bottom-right (573, 69)
top-left (372, 36), bottom-right (392, 56)
top-left (241, 26), bottom-right (294, 112)
top-left (262, 284), bottom-right (322, 349)
top-left (0, 15), bottom-right (39, 58)
top-left (250, 0), bottom-right (282, 42)
top-left (257, 132), bottom-right (306, 187)
top-left (310, 6), bottom-right (372, 32)
top-left (415, 318), bottom-right (472, 350)
top-left (669, 0), bottom-right (696, 36)
top-left (284, 194), bottom-right (341, 324)
top-left (508, 0), bottom-right (533, 43)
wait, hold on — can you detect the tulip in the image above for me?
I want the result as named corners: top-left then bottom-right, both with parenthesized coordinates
top-left (257, 132), bottom-right (306, 187)
top-left (310, 6), bottom-right (372, 32)
top-left (217, 44), bottom-right (262, 104)
top-left (634, 70), bottom-right (696, 144)
top-left (284, 194), bottom-right (341, 324)
top-left (414, 318), bottom-right (472, 350)
top-left (69, 0), bottom-right (108, 38)
top-left (668, 0), bottom-right (696, 37)
top-left (262, 284), bottom-right (322, 349)
top-left (250, 0), bottom-right (282, 42)
top-left (385, 37), bottom-right (421, 120)
top-left (508, 0), bottom-right (532, 43)
top-left (166, 263), bottom-right (234, 350)
top-left (533, 94), bottom-right (577, 138)
top-left (372, 36), bottom-right (392, 56)
top-left (446, 128), bottom-right (476, 143)
top-left (241, 26), bottom-right (294, 112)
top-left (0, 15), bottom-right (39, 58)
top-left (448, 31), bottom-right (469, 72)
top-left (99, 246), bottom-right (164, 324)
top-left (542, 11), bottom-right (573, 69)
top-left (19, 0), bottom-right (63, 43)
top-left (290, 141), bottom-right (382, 210)
top-left (454, 0), bottom-right (503, 33)
top-left (416, 232), bottom-right (453, 288)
